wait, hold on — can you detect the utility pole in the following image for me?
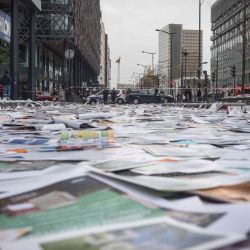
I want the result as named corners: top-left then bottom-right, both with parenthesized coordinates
top-left (216, 45), bottom-right (219, 95)
top-left (211, 71), bottom-right (216, 102)
top-left (10, 0), bottom-right (19, 100)
top-left (198, 0), bottom-right (202, 83)
top-left (231, 65), bottom-right (236, 96)
top-left (183, 50), bottom-right (189, 89)
top-left (241, 0), bottom-right (247, 94)
top-left (203, 70), bottom-right (208, 102)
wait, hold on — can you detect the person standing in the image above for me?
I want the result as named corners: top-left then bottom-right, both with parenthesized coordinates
top-left (187, 86), bottom-right (192, 103)
top-left (197, 88), bottom-right (202, 102)
top-left (110, 88), bottom-right (117, 104)
top-left (0, 84), bottom-right (3, 99)
top-left (103, 88), bottom-right (109, 104)
top-left (0, 71), bottom-right (12, 99)
top-left (154, 88), bottom-right (159, 104)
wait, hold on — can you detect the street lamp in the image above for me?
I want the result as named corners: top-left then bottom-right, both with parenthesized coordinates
top-left (132, 72), bottom-right (142, 88)
top-left (156, 29), bottom-right (176, 86)
top-left (141, 51), bottom-right (156, 76)
top-left (213, 31), bottom-right (221, 95)
top-left (198, 0), bottom-right (206, 80)
top-left (137, 64), bottom-right (147, 74)
top-left (137, 64), bottom-right (147, 88)
top-left (182, 50), bottom-right (199, 88)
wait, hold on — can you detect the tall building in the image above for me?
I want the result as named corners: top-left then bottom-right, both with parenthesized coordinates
top-left (157, 24), bottom-right (203, 89)
top-left (211, 0), bottom-right (250, 90)
top-left (0, 0), bottom-right (102, 100)
top-left (99, 22), bottom-right (111, 88)
top-left (105, 34), bottom-right (112, 88)
top-left (99, 22), bottom-right (106, 87)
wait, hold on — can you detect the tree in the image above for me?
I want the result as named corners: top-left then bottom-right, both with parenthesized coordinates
top-left (143, 67), bottom-right (158, 88)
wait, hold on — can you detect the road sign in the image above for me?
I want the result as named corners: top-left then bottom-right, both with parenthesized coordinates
top-left (65, 49), bottom-right (75, 60)
top-left (0, 10), bottom-right (11, 43)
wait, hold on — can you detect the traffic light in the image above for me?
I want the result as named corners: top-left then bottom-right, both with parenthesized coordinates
top-left (211, 72), bottom-right (216, 82)
top-left (203, 70), bottom-right (209, 81)
top-left (197, 69), bottom-right (201, 78)
top-left (231, 65), bottom-right (236, 78)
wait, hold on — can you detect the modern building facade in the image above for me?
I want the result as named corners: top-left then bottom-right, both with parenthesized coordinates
top-left (157, 24), bottom-right (203, 89)
top-left (211, 0), bottom-right (250, 91)
top-left (0, 0), bottom-right (41, 99)
top-left (0, 0), bottom-right (101, 101)
top-left (99, 22), bottom-right (111, 88)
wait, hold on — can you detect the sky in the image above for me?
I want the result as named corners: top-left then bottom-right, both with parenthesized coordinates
top-left (100, 0), bottom-right (217, 86)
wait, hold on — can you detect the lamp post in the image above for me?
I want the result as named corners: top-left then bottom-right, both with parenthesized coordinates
top-left (137, 64), bottom-right (147, 88)
top-left (183, 50), bottom-right (189, 89)
top-left (198, 0), bottom-right (206, 83)
top-left (182, 49), bottom-right (198, 89)
top-left (213, 31), bottom-right (220, 95)
top-left (137, 64), bottom-right (147, 76)
top-left (141, 51), bottom-right (156, 76)
top-left (156, 29), bottom-right (176, 86)
top-left (132, 72), bottom-right (142, 88)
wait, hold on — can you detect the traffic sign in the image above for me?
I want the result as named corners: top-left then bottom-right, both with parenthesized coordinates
top-left (65, 49), bottom-right (75, 59)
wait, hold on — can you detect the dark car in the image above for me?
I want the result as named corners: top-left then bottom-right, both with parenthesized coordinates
top-left (126, 89), bottom-right (174, 104)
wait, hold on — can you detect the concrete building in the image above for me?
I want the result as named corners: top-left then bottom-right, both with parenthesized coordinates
top-left (0, 0), bottom-right (102, 100)
top-left (99, 22), bottom-right (106, 87)
top-left (211, 0), bottom-right (250, 91)
top-left (157, 24), bottom-right (203, 89)
top-left (99, 23), bottom-right (111, 88)
top-left (106, 35), bottom-right (111, 88)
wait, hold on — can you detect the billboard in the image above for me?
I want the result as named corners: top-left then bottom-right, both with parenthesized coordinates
top-left (0, 10), bottom-right (11, 43)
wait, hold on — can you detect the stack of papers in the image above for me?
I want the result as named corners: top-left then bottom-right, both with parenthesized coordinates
top-left (0, 101), bottom-right (250, 249)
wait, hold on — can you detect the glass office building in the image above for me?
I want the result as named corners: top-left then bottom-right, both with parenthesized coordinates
top-left (211, 0), bottom-right (250, 89)
top-left (0, 0), bottom-right (101, 100)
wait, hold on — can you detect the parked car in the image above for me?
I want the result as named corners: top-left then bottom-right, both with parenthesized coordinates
top-left (35, 91), bottom-right (53, 101)
top-left (116, 91), bottom-right (127, 104)
top-left (126, 89), bottom-right (174, 104)
top-left (86, 89), bottom-right (126, 105)
top-left (164, 94), bottom-right (175, 103)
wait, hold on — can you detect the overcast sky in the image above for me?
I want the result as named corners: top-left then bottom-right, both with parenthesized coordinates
top-left (100, 0), bottom-right (217, 86)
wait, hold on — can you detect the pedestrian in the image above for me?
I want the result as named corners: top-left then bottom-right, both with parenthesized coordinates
top-left (187, 86), bottom-right (192, 103)
top-left (103, 88), bottom-right (109, 104)
top-left (177, 90), bottom-right (182, 103)
top-left (160, 89), bottom-right (165, 103)
top-left (110, 88), bottom-right (117, 104)
top-left (0, 84), bottom-right (3, 99)
top-left (0, 71), bottom-right (12, 99)
top-left (197, 88), bottom-right (202, 102)
top-left (184, 88), bottom-right (188, 102)
top-left (154, 88), bottom-right (160, 104)
top-left (85, 88), bottom-right (90, 97)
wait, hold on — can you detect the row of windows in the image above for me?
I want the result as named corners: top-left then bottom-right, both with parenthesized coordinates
top-left (212, 58), bottom-right (250, 80)
top-left (218, 73), bottom-right (250, 86)
top-left (212, 35), bottom-right (245, 56)
top-left (213, 1), bottom-right (250, 29)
